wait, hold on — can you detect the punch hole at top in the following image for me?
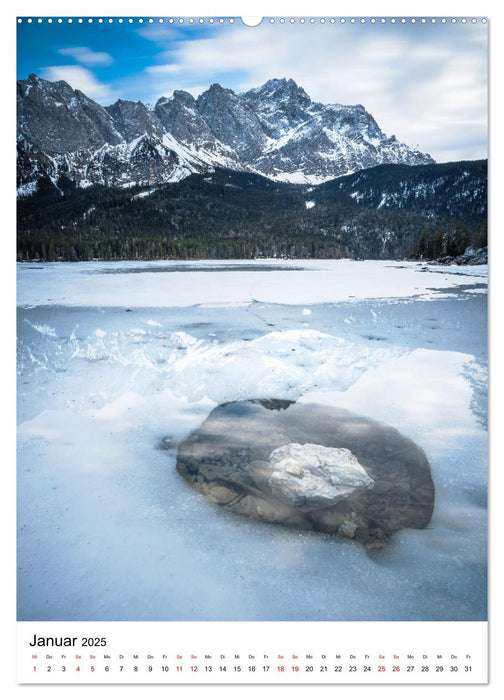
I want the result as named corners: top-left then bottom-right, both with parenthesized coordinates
top-left (241, 17), bottom-right (263, 26)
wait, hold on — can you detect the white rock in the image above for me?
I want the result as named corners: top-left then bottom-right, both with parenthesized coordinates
top-left (268, 442), bottom-right (374, 511)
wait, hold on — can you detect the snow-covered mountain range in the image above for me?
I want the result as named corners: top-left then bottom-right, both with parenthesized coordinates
top-left (17, 74), bottom-right (434, 196)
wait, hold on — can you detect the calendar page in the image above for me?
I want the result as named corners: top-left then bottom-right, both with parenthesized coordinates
top-left (15, 5), bottom-right (488, 687)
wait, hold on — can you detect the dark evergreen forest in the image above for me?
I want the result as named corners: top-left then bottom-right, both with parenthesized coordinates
top-left (17, 161), bottom-right (487, 262)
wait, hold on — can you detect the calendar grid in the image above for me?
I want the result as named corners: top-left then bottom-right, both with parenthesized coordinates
top-left (18, 621), bottom-right (488, 684)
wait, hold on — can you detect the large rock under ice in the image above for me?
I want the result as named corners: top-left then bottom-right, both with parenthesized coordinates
top-left (175, 400), bottom-right (435, 549)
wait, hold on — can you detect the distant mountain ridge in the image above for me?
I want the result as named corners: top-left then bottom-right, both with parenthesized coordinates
top-left (17, 74), bottom-right (434, 195)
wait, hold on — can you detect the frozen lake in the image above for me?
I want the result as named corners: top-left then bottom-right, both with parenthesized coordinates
top-left (17, 259), bottom-right (487, 621)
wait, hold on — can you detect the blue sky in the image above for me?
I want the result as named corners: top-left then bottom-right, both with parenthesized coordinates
top-left (17, 17), bottom-right (488, 162)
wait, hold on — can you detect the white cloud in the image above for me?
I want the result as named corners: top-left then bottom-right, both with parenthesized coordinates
top-left (58, 46), bottom-right (114, 67)
top-left (135, 22), bottom-right (487, 162)
top-left (146, 64), bottom-right (183, 75)
top-left (42, 66), bottom-right (115, 103)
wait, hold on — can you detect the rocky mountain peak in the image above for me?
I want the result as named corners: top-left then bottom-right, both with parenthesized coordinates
top-left (197, 82), bottom-right (267, 157)
top-left (200, 82), bottom-right (233, 97)
top-left (196, 83), bottom-right (244, 117)
top-left (173, 90), bottom-right (198, 106)
top-left (17, 73), bottom-right (435, 194)
top-left (246, 77), bottom-right (311, 105)
top-left (105, 99), bottom-right (163, 142)
top-left (17, 73), bottom-right (122, 154)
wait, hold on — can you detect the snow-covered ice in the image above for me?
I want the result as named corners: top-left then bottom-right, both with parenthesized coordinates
top-left (17, 260), bottom-right (487, 621)
top-left (17, 258), bottom-right (487, 308)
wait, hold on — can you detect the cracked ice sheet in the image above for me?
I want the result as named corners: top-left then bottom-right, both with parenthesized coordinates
top-left (16, 264), bottom-right (487, 622)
